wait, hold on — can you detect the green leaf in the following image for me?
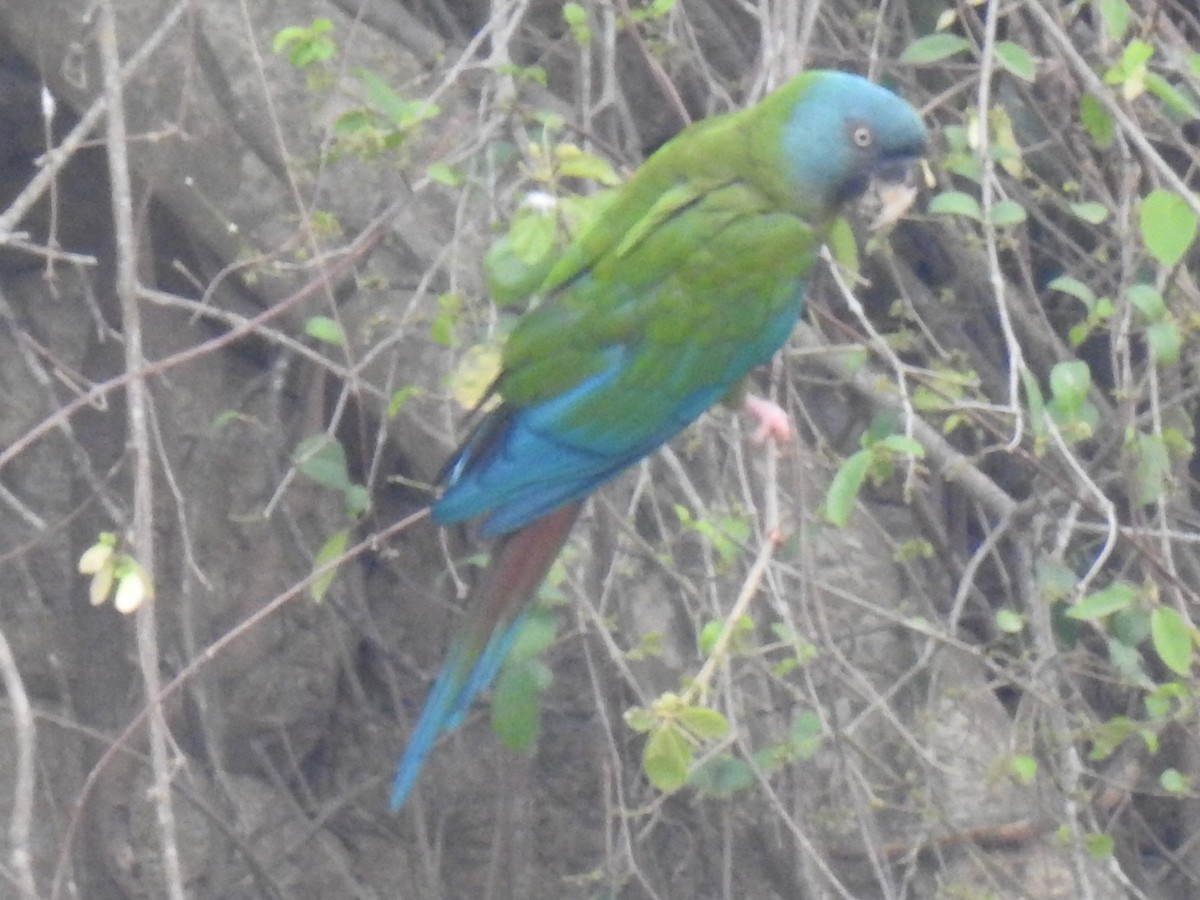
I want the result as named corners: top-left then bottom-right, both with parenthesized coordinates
top-left (995, 41), bottom-right (1036, 82)
top-left (1079, 95), bottom-right (1114, 148)
top-left (305, 315), bottom-right (344, 346)
top-left (899, 34), bottom-right (972, 65)
top-left (311, 530), bottom-right (348, 602)
top-left (1151, 606), bottom-right (1193, 676)
top-left (344, 483), bottom-right (369, 518)
top-left (555, 144), bottom-right (621, 185)
top-left (1087, 716), bottom-right (1138, 760)
top-left (1049, 360), bottom-right (1091, 413)
top-left (1128, 283), bottom-right (1165, 320)
top-left (1066, 582), bottom-right (1138, 620)
top-left (789, 710), bottom-right (823, 759)
top-left (507, 205), bottom-right (559, 266)
top-left (1145, 72), bottom-right (1200, 119)
top-left (643, 724), bottom-right (691, 792)
top-left (1009, 754), bottom-right (1038, 784)
top-left (1096, 0), bottom-right (1132, 41)
top-left (624, 706), bottom-right (656, 733)
top-left (691, 754), bottom-right (755, 796)
top-left (1084, 832), bottom-right (1115, 860)
top-left (698, 620), bottom-right (722, 655)
top-left (928, 191), bottom-right (983, 222)
top-left (827, 216), bottom-right (860, 275)
top-left (679, 706), bottom-right (731, 740)
top-left (1146, 321), bottom-right (1182, 365)
top-left (824, 449), bottom-right (872, 527)
top-left (484, 232), bottom-right (555, 305)
top-left (426, 161), bottom-right (462, 186)
top-left (991, 199), bottom-right (1027, 227)
top-left (1130, 431), bottom-right (1171, 505)
top-left (877, 434), bottom-right (926, 457)
top-left (1140, 189), bottom-right (1198, 268)
top-left (1069, 201), bottom-right (1109, 224)
top-left (387, 385), bottom-right (420, 418)
top-left (996, 608), bottom-right (1025, 633)
top-left (492, 659), bottom-right (552, 751)
top-left (1048, 276), bottom-right (1096, 308)
top-left (1160, 768), bottom-right (1189, 794)
top-left (1111, 607), bottom-right (1151, 647)
top-left (273, 19), bottom-right (336, 67)
top-left (294, 435), bottom-right (352, 491)
top-left (357, 69), bottom-right (409, 123)
top-left (506, 607), bottom-right (559, 664)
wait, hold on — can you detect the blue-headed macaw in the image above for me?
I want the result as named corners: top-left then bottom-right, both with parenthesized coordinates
top-left (392, 69), bottom-right (926, 809)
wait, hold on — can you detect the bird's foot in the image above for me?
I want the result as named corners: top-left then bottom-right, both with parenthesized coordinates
top-left (743, 394), bottom-right (792, 445)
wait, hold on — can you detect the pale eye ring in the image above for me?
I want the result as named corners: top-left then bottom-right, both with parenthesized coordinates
top-left (852, 125), bottom-right (873, 148)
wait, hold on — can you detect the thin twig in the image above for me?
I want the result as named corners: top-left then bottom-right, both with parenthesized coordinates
top-left (0, 621), bottom-right (38, 900)
top-left (96, 2), bottom-right (186, 898)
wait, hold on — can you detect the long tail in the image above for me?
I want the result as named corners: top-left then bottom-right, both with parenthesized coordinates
top-left (390, 501), bottom-right (583, 810)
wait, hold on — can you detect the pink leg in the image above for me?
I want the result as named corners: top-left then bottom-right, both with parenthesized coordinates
top-left (742, 394), bottom-right (792, 445)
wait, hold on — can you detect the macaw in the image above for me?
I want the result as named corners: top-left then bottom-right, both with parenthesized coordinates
top-left (391, 69), bottom-right (926, 809)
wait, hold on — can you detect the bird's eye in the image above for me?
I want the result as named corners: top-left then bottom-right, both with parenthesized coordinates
top-left (852, 125), bottom-right (873, 148)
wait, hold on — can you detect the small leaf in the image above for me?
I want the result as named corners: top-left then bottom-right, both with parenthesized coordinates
top-left (1096, 0), bottom-right (1132, 41)
top-left (1079, 95), bottom-right (1114, 148)
top-left (492, 659), bottom-right (552, 750)
top-left (1130, 431), bottom-right (1170, 505)
top-left (1145, 72), bottom-right (1200, 119)
top-left (624, 706), bottom-right (656, 733)
top-left (877, 434), bottom-right (926, 457)
top-left (1147, 321), bottom-right (1182, 365)
top-left (1140, 189), bottom-right (1198, 268)
top-left (995, 41), bottom-right (1036, 82)
top-left (113, 567), bottom-right (151, 614)
top-left (691, 754), bottom-right (755, 796)
top-left (448, 342), bottom-right (501, 409)
top-left (305, 315), bottom-right (344, 346)
top-left (78, 535), bottom-right (116, 574)
top-left (1084, 832), bottom-right (1115, 860)
top-left (1048, 276), bottom-right (1096, 308)
top-left (1049, 360), bottom-right (1091, 413)
top-left (789, 710), bottom-right (823, 759)
top-left (1160, 768), bottom-right (1188, 794)
top-left (1067, 582), bottom-right (1137, 620)
top-left (928, 191), bottom-right (983, 222)
top-left (311, 530), bottom-right (348, 602)
top-left (426, 161), bottom-right (462, 186)
top-left (357, 69), bottom-right (412, 124)
top-left (899, 34), bottom-right (972, 65)
top-left (294, 435), bottom-right (352, 491)
top-left (1128, 283), bottom-right (1165, 320)
top-left (991, 199), bottom-right (1027, 227)
top-left (1009, 754), bottom-right (1038, 784)
top-left (1069, 201), bottom-right (1109, 224)
top-left (643, 724), bottom-right (691, 792)
top-left (824, 449), bottom-right (872, 527)
top-left (678, 706), bottom-right (731, 740)
top-left (827, 216), bottom-right (859, 275)
top-left (996, 609), bottom-right (1025, 633)
top-left (698, 620), bottom-right (722, 655)
top-left (1151, 606), bottom-right (1193, 676)
top-left (506, 607), bottom-right (559, 664)
top-left (507, 205), bottom-right (559, 266)
top-left (88, 565), bottom-right (114, 607)
top-left (387, 385), bottom-right (420, 418)
top-left (555, 144), bottom-right (621, 185)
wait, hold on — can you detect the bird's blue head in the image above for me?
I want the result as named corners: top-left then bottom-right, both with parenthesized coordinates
top-left (780, 70), bottom-right (927, 214)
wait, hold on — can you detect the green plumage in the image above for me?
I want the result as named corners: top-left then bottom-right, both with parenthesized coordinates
top-left (393, 69), bottom-right (926, 809)
top-left (500, 73), bottom-right (831, 418)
